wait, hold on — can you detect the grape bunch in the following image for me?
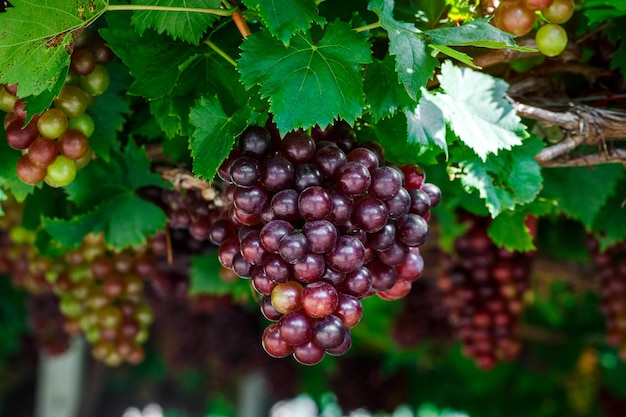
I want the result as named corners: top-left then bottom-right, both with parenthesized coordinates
top-left (492, 0), bottom-right (574, 57)
top-left (586, 237), bottom-right (626, 359)
top-left (211, 121), bottom-right (440, 365)
top-left (0, 28), bottom-right (114, 186)
top-left (438, 213), bottom-right (534, 369)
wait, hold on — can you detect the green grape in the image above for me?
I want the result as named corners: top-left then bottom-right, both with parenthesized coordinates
top-left (45, 155), bottom-right (77, 187)
top-left (541, 0), bottom-right (574, 24)
top-left (37, 108), bottom-right (68, 139)
top-left (0, 87), bottom-right (17, 112)
top-left (53, 85), bottom-right (89, 118)
top-left (536, 24), bottom-right (568, 57)
top-left (79, 65), bottom-right (110, 96)
top-left (68, 113), bottom-right (95, 137)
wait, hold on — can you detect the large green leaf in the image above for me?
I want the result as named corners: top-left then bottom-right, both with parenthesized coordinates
top-left (363, 57), bottom-right (415, 121)
top-left (238, 21), bottom-right (372, 134)
top-left (426, 18), bottom-right (535, 51)
top-left (0, 0), bottom-right (106, 98)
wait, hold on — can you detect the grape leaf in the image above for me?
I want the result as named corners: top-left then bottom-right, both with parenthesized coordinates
top-left (368, 0), bottom-right (438, 100)
top-left (363, 57), bottom-right (415, 121)
top-left (86, 59), bottom-right (132, 161)
top-left (189, 96), bottom-right (252, 180)
top-left (430, 61), bottom-right (526, 161)
top-left (592, 177), bottom-right (626, 249)
top-left (453, 137), bottom-right (544, 217)
top-left (426, 18), bottom-right (535, 52)
top-left (405, 92), bottom-right (447, 154)
top-left (542, 164), bottom-right (624, 228)
top-left (0, 0), bottom-right (106, 98)
top-left (42, 141), bottom-right (167, 250)
top-left (190, 254), bottom-right (251, 298)
top-left (429, 44), bottom-right (479, 68)
top-left (242, 0), bottom-right (325, 46)
top-left (101, 12), bottom-right (197, 100)
top-left (238, 21), bottom-right (372, 134)
top-left (583, 0), bottom-right (626, 26)
top-left (488, 211), bottom-right (535, 251)
top-left (131, 0), bottom-right (222, 45)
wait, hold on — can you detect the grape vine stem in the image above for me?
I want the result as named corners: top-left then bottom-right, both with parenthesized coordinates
top-left (204, 39), bottom-right (237, 67)
top-left (354, 21), bottom-right (382, 33)
top-left (105, 4), bottom-right (235, 17)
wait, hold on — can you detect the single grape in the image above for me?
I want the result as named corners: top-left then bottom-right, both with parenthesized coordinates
top-left (340, 266), bottom-right (373, 298)
top-left (233, 184), bottom-right (268, 215)
top-left (352, 196), bottom-right (389, 233)
top-left (369, 260), bottom-right (398, 291)
top-left (262, 323), bottom-right (293, 358)
top-left (396, 213), bottom-right (430, 247)
top-left (541, 0), bottom-right (574, 23)
top-left (251, 266), bottom-right (276, 296)
top-left (70, 49), bottom-right (96, 76)
top-left (408, 189), bottom-right (431, 217)
top-left (302, 220), bottom-right (337, 254)
top-left (327, 189), bottom-right (353, 225)
top-left (347, 147), bottom-right (379, 171)
top-left (326, 330), bottom-right (352, 356)
top-left (535, 23), bottom-right (568, 57)
top-left (232, 252), bottom-right (254, 278)
top-left (79, 64), bottom-right (110, 96)
top-left (294, 163), bottom-right (323, 191)
top-left (37, 108), bottom-right (68, 139)
top-left (260, 220), bottom-right (295, 253)
top-left (229, 156), bottom-right (261, 187)
top-left (298, 186), bottom-right (333, 221)
top-left (313, 315), bottom-right (347, 350)
top-left (217, 238), bottom-right (241, 269)
top-left (241, 230), bottom-right (267, 265)
top-left (239, 125), bottom-right (271, 157)
top-left (377, 240), bottom-right (409, 266)
top-left (281, 131), bottom-right (316, 163)
top-left (325, 235), bottom-right (365, 273)
top-left (395, 247), bottom-right (424, 282)
top-left (261, 156), bottom-right (295, 191)
top-left (293, 253), bottom-right (326, 283)
top-left (68, 113), bottom-right (95, 137)
top-left (314, 145), bottom-right (347, 179)
top-left (58, 129), bottom-right (90, 160)
top-left (270, 189), bottom-right (301, 223)
top-left (334, 294), bottom-right (363, 328)
top-left (293, 340), bottom-right (325, 365)
top-left (369, 166), bottom-right (403, 200)
top-left (301, 281), bottom-right (339, 318)
top-left (377, 279), bottom-right (412, 300)
top-left (336, 162), bottom-right (371, 196)
top-left (45, 155), bottom-right (77, 187)
top-left (279, 310), bottom-right (314, 345)
top-left (400, 164), bottom-right (425, 189)
top-left (27, 137), bottom-right (58, 167)
top-left (54, 85), bottom-right (89, 118)
top-left (278, 232), bottom-right (309, 264)
top-left (271, 281), bottom-right (304, 314)
top-left (493, 1), bottom-right (536, 36)
top-left (0, 87), bottom-right (17, 113)
top-left (16, 155), bottom-right (47, 184)
top-left (421, 183), bottom-right (442, 208)
top-left (6, 118), bottom-right (39, 150)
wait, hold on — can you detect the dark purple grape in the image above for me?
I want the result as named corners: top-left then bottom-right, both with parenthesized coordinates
top-left (408, 189), bottom-right (431, 217)
top-left (395, 247), bottom-right (424, 282)
top-left (352, 196), bottom-right (389, 233)
top-left (239, 125), bottom-right (271, 157)
top-left (340, 267), bottom-right (372, 298)
top-left (261, 156), bottom-right (295, 191)
top-left (302, 220), bottom-right (337, 254)
top-left (263, 253), bottom-right (291, 283)
top-left (293, 341), bottom-right (325, 365)
top-left (302, 281), bottom-right (339, 318)
top-left (229, 156), bottom-right (260, 187)
top-left (294, 163), bottom-right (323, 191)
top-left (327, 124), bottom-right (357, 152)
top-left (369, 166), bottom-right (403, 200)
top-left (325, 235), bottom-right (365, 273)
top-left (396, 214), bottom-right (429, 247)
top-left (261, 296), bottom-right (283, 321)
top-left (369, 260), bottom-right (398, 291)
top-left (252, 266), bottom-right (276, 295)
top-left (279, 311), bottom-right (314, 346)
top-left (293, 253), bottom-right (326, 283)
top-left (218, 238), bottom-right (241, 268)
top-left (367, 224), bottom-right (396, 251)
top-left (281, 131), bottom-right (316, 163)
top-left (377, 240), bottom-right (409, 266)
top-left (314, 146), bottom-right (347, 179)
top-left (278, 232), bottom-right (309, 264)
top-left (361, 141), bottom-right (385, 165)
top-left (326, 330), bottom-right (352, 356)
top-left (336, 162), bottom-right (371, 196)
top-left (347, 147), bottom-right (379, 171)
top-left (209, 219), bottom-right (237, 245)
top-left (421, 183), bottom-right (442, 208)
top-left (260, 220), bottom-right (295, 252)
top-left (232, 252), bottom-right (254, 278)
top-left (314, 315), bottom-right (347, 350)
top-left (189, 216), bottom-right (212, 241)
top-left (262, 323), bottom-right (292, 356)
top-left (218, 150), bottom-right (242, 183)
top-left (169, 208), bottom-right (191, 229)
top-left (238, 224), bottom-right (260, 242)
top-left (400, 164), bottom-right (425, 189)
top-left (270, 189), bottom-right (301, 223)
top-left (334, 294), bottom-right (363, 328)
top-left (233, 184), bottom-right (268, 214)
top-left (385, 187), bottom-right (411, 220)
top-left (327, 189), bottom-right (353, 225)
top-left (298, 186), bottom-right (333, 221)
top-left (241, 230), bottom-right (267, 265)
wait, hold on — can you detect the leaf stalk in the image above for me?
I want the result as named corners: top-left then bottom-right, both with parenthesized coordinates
top-left (105, 4), bottom-right (235, 17)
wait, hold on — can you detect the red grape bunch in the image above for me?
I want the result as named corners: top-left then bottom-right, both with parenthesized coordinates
top-left (211, 120), bottom-right (441, 365)
top-left (586, 237), bottom-right (626, 360)
top-left (492, 0), bottom-right (574, 57)
top-left (0, 28), bottom-right (114, 186)
top-left (439, 213), bottom-right (535, 369)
